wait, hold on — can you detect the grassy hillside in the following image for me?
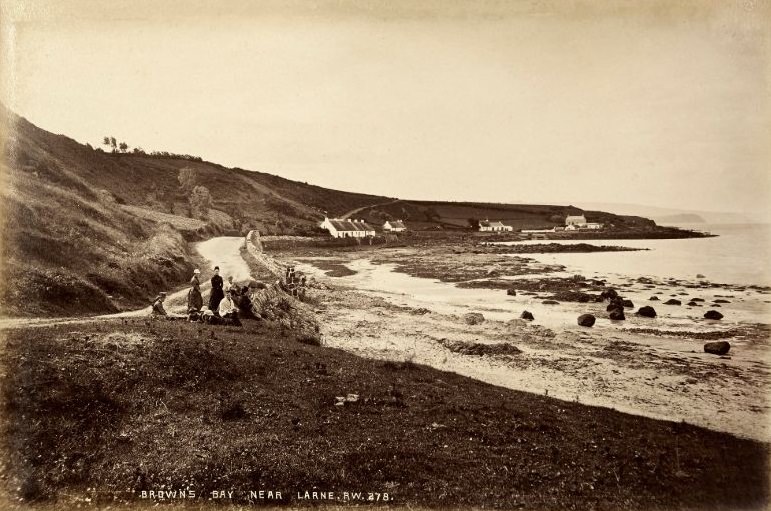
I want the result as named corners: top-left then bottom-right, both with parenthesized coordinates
top-left (0, 111), bottom-right (196, 316)
top-left (349, 200), bottom-right (659, 231)
top-left (0, 106), bottom-right (402, 316)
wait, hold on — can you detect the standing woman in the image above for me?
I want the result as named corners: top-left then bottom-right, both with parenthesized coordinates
top-left (187, 268), bottom-right (203, 312)
top-left (209, 266), bottom-right (225, 313)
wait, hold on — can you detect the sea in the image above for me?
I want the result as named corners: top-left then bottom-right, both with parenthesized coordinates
top-left (500, 223), bottom-right (771, 288)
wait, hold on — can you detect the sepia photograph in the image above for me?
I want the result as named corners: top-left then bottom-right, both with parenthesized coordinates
top-left (0, 0), bottom-right (769, 509)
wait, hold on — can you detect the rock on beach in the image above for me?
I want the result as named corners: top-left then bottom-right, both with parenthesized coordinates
top-left (577, 314), bottom-right (596, 327)
top-left (609, 310), bottom-right (625, 321)
top-left (704, 310), bottom-right (724, 320)
top-left (520, 310), bottom-right (534, 321)
top-left (464, 312), bottom-right (485, 325)
top-left (704, 341), bottom-right (730, 355)
top-left (600, 289), bottom-right (618, 300)
top-left (636, 306), bottom-right (657, 318)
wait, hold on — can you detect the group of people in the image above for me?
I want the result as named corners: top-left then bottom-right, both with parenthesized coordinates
top-left (189, 266), bottom-right (247, 323)
top-left (281, 265), bottom-right (307, 299)
top-left (150, 263), bottom-right (313, 324)
top-left (151, 266), bottom-right (250, 325)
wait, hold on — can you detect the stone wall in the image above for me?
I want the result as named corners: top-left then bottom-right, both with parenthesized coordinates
top-left (245, 230), bottom-right (285, 278)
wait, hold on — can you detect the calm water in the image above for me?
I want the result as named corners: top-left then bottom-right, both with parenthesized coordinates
top-left (500, 223), bottom-right (771, 287)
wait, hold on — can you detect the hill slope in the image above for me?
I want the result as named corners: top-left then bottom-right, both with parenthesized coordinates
top-left (1, 106), bottom-right (674, 316)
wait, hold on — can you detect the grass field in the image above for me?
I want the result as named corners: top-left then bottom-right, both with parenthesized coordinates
top-left (0, 318), bottom-right (767, 510)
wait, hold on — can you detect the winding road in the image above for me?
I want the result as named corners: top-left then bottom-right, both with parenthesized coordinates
top-left (0, 236), bottom-right (251, 329)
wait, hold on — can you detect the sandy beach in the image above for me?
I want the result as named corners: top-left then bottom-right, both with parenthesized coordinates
top-left (283, 242), bottom-right (771, 442)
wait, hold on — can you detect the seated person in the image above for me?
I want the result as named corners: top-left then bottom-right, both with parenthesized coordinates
top-left (151, 292), bottom-right (168, 316)
top-left (235, 287), bottom-right (257, 319)
top-left (218, 290), bottom-right (240, 319)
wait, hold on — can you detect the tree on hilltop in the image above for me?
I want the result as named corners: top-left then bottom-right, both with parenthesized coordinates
top-left (119, 142), bottom-right (128, 153)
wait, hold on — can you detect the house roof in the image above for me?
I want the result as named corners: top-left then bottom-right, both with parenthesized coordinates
top-left (387, 220), bottom-right (406, 229)
top-left (565, 215), bottom-right (587, 222)
top-left (480, 220), bottom-right (506, 228)
top-left (327, 218), bottom-right (374, 232)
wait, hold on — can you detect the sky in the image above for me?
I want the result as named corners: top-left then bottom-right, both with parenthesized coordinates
top-left (1, 0), bottom-right (769, 217)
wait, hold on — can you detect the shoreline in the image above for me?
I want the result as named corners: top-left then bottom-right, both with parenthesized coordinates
top-left (279, 243), bottom-right (771, 442)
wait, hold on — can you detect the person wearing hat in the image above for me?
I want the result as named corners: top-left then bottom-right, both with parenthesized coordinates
top-left (208, 266), bottom-right (225, 313)
top-left (151, 292), bottom-right (168, 316)
top-left (187, 269), bottom-right (203, 312)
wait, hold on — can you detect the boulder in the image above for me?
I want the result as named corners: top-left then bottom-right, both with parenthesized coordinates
top-left (464, 312), bottom-right (485, 325)
top-left (690, 298), bottom-right (705, 302)
top-left (664, 299), bottom-right (681, 306)
top-left (649, 296), bottom-right (660, 301)
top-left (608, 296), bottom-right (625, 308)
top-left (622, 299), bottom-right (634, 308)
top-left (704, 310), bottom-right (724, 320)
top-left (577, 314), bottom-right (596, 327)
top-left (704, 341), bottom-right (730, 355)
top-left (506, 288), bottom-right (517, 296)
top-left (696, 274), bottom-right (706, 279)
top-left (600, 289), bottom-right (618, 300)
top-left (609, 310), bottom-right (625, 321)
top-left (636, 306), bottom-right (657, 318)
top-left (520, 310), bottom-right (535, 321)
top-left (542, 300), bottom-right (560, 305)
top-left (714, 299), bottom-right (731, 304)
top-left (687, 301), bottom-right (701, 307)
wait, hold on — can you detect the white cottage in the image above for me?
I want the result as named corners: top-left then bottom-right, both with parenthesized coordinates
top-left (383, 220), bottom-right (407, 232)
top-left (320, 217), bottom-right (376, 238)
top-left (564, 214), bottom-right (603, 230)
top-left (479, 219), bottom-right (514, 232)
top-left (565, 215), bottom-right (587, 227)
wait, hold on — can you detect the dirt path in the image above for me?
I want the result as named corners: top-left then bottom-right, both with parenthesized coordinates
top-left (0, 236), bottom-right (252, 329)
top-left (341, 199), bottom-right (401, 219)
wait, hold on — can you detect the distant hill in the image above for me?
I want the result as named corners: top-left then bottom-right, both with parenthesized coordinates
top-left (653, 213), bottom-right (706, 224)
top-left (576, 202), bottom-right (749, 225)
top-left (0, 106), bottom-right (667, 316)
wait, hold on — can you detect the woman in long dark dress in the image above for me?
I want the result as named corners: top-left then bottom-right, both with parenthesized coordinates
top-left (208, 266), bottom-right (224, 313)
top-left (187, 269), bottom-right (203, 312)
